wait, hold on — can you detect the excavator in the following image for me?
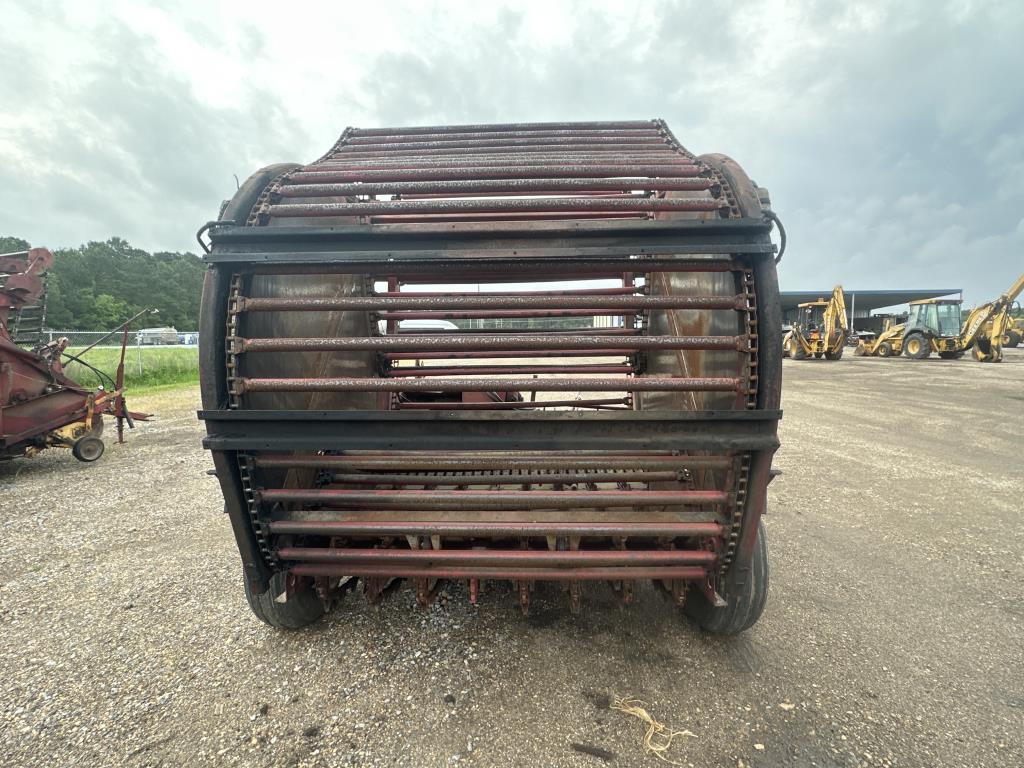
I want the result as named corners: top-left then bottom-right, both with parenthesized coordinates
top-left (855, 271), bottom-right (1024, 362)
top-left (783, 285), bottom-right (848, 360)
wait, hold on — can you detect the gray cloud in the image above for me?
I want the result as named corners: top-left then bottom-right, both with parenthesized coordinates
top-left (1, 1), bottom-right (1021, 304)
top-left (0, 17), bottom-right (309, 252)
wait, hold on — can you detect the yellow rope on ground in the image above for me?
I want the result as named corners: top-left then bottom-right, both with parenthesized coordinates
top-left (611, 696), bottom-right (696, 764)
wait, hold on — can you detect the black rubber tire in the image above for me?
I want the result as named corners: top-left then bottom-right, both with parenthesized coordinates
top-left (824, 345), bottom-right (844, 360)
top-left (244, 569), bottom-right (326, 630)
top-left (71, 435), bottom-right (105, 462)
top-left (685, 519), bottom-right (769, 635)
top-left (877, 341), bottom-right (893, 358)
top-left (903, 333), bottom-right (931, 359)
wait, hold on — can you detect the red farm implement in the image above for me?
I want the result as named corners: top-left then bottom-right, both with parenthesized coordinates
top-left (0, 248), bottom-right (147, 462)
top-left (198, 119), bottom-right (784, 633)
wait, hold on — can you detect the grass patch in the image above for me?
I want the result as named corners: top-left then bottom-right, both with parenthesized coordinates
top-left (62, 346), bottom-right (200, 392)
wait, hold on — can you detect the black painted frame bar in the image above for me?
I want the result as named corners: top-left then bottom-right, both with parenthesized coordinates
top-left (199, 409), bottom-right (781, 453)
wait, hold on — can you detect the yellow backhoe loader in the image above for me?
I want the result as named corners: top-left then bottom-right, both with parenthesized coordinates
top-left (855, 271), bottom-right (1024, 362)
top-left (982, 304), bottom-right (1022, 349)
top-left (783, 285), bottom-right (848, 360)
top-left (968, 273), bottom-right (1024, 361)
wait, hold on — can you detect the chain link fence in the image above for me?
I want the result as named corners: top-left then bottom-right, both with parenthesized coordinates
top-left (42, 330), bottom-right (199, 347)
top-left (35, 330), bottom-right (201, 388)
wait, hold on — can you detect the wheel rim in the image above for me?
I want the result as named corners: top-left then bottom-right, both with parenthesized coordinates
top-left (907, 339), bottom-right (920, 355)
top-left (78, 439), bottom-right (103, 461)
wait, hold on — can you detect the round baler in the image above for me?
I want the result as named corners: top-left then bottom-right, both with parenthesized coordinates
top-left (198, 120), bottom-right (782, 633)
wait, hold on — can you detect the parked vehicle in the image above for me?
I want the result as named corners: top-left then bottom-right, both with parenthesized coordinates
top-left (136, 326), bottom-right (179, 345)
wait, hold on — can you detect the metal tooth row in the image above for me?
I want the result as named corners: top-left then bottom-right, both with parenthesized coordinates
top-left (239, 454), bottom-right (276, 565)
top-left (247, 119), bottom-right (730, 225)
top-left (741, 267), bottom-right (759, 410)
top-left (226, 274), bottom-right (244, 409)
top-left (721, 453), bottom-right (752, 572)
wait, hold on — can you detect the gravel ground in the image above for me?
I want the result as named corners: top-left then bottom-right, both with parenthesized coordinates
top-left (1, 351), bottom-right (1021, 767)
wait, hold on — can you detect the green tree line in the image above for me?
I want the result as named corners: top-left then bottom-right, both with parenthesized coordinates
top-left (1, 235), bottom-right (205, 331)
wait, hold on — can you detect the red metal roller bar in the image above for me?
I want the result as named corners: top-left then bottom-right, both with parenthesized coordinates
top-left (265, 196), bottom-right (724, 219)
top-left (385, 365), bottom-right (635, 377)
top-left (383, 351), bottom-right (630, 360)
top-left (365, 213), bottom-right (652, 225)
top-left (286, 165), bottom-right (708, 183)
top-left (325, 150), bottom-right (684, 163)
top-left (288, 564), bottom-right (708, 581)
top-left (237, 294), bottom-right (744, 312)
top-left (374, 287), bottom-right (639, 298)
top-left (238, 376), bottom-right (742, 394)
top-left (375, 309), bottom-right (640, 321)
top-left (252, 454), bottom-right (732, 471)
top-left (393, 398), bottom-right (630, 410)
top-left (258, 488), bottom-right (728, 508)
top-left (337, 136), bottom-right (669, 152)
top-left (348, 120), bottom-right (660, 137)
top-left (346, 129), bottom-right (667, 144)
top-left (238, 333), bottom-right (745, 353)
top-left (267, 520), bottom-right (725, 537)
top-left (321, 470), bottom-right (681, 485)
top-left (307, 157), bottom-right (692, 172)
top-left (330, 147), bottom-right (679, 161)
top-left (390, 327), bottom-right (642, 335)
top-left (276, 178), bottom-right (717, 197)
top-left (277, 547), bottom-right (716, 567)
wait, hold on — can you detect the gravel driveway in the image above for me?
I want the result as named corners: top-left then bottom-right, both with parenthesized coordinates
top-left (1, 352), bottom-right (1021, 767)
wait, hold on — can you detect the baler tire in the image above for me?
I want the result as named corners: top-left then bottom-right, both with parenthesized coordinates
top-left (244, 570), bottom-right (326, 630)
top-left (685, 519), bottom-right (769, 635)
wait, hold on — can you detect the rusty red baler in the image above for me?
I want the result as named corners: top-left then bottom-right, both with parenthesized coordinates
top-left (0, 248), bottom-right (145, 462)
top-left (198, 120), bottom-right (783, 633)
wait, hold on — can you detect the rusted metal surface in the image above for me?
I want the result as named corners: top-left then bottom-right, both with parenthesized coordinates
top-left (278, 548), bottom-right (717, 567)
top-left (289, 564), bottom-right (709, 581)
top-left (287, 164), bottom-right (707, 183)
top-left (237, 294), bottom-right (745, 312)
top-left (268, 520), bottom-right (726, 537)
top-left (260, 488), bottom-right (728, 508)
top-left (277, 177), bottom-right (718, 197)
top-left (198, 119), bottom-right (782, 622)
top-left (253, 453), bottom-right (732, 471)
top-left (238, 375), bottom-right (742, 393)
top-left (265, 196), bottom-right (726, 219)
top-left (393, 397), bottom-right (630, 410)
top-left (384, 364), bottom-right (635, 377)
top-left (320, 470), bottom-right (682, 484)
top-left (238, 333), bottom-right (747, 353)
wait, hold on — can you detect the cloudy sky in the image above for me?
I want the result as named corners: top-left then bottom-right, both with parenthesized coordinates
top-left (1, 0), bottom-right (1021, 303)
